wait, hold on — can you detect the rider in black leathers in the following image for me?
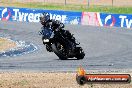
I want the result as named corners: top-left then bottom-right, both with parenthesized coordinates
top-left (40, 13), bottom-right (73, 38)
top-left (39, 13), bottom-right (77, 52)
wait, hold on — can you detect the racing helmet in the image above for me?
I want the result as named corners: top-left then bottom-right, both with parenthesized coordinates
top-left (40, 12), bottom-right (50, 24)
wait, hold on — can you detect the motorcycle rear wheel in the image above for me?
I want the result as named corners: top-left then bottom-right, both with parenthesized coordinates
top-left (75, 47), bottom-right (85, 60)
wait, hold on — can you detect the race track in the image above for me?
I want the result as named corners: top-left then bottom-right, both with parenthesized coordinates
top-left (0, 21), bottom-right (132, 72)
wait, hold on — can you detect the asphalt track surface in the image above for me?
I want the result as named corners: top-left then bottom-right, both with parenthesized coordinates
top-left (0, 21), bottom-right (132, 72)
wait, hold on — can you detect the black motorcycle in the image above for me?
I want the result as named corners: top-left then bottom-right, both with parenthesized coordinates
top-left (39, 27), bottom-right (85, 60)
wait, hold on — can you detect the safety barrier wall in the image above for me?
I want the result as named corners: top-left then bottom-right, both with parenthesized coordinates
top-left (0, 7), bottom-right (132, 28)
top-left (81, 12), bottom-right (132, 28)
top-left (0, 7), bottom-right (81, 24)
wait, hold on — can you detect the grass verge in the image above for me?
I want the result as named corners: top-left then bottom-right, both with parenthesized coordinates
top-left (0, 38), bottom-right (16, 52)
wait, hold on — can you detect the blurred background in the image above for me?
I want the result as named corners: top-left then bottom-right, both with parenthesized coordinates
top-left (0, 0), bottom-right (132, 7)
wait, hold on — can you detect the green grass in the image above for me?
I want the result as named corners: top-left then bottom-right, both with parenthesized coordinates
top-left (1, 2), bottom-right (132, 14)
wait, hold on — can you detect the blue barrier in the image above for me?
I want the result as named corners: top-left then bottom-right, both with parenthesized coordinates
top-left (0, 7), bottom-right (132, 28)
top-left (0, 7), bottom-right (82, 24)
top-left (98, 13), bottom-right (132, 28)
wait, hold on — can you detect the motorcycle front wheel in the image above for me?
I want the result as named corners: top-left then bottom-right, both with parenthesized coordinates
top-left (51, 42), bottom-right (68, 60)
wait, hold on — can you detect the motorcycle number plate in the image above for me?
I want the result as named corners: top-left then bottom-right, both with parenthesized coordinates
top-left (43, 39), bottom-right (49, 42)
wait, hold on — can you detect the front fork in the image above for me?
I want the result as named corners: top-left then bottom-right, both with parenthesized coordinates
top-left (42, 36), bottom-right (53, 52)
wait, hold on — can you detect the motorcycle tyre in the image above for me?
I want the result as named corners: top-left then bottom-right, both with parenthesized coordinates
top-left (75, 47), bottom-right (85, 60)
top-left (51, 43), bottom-right (68, 60)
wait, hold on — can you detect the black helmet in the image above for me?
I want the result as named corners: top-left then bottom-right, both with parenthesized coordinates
top-left (40, 12), bottom-right (50, 24)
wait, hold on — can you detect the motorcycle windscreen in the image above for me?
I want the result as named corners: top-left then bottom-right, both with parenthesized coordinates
top-left (42, 28), bottom-right (52, 39)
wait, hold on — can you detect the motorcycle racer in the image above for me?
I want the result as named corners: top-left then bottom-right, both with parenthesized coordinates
top-left (39, 12), bottom-right (85, 60)
top-left (39, 13), bottom-right (77, 52)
